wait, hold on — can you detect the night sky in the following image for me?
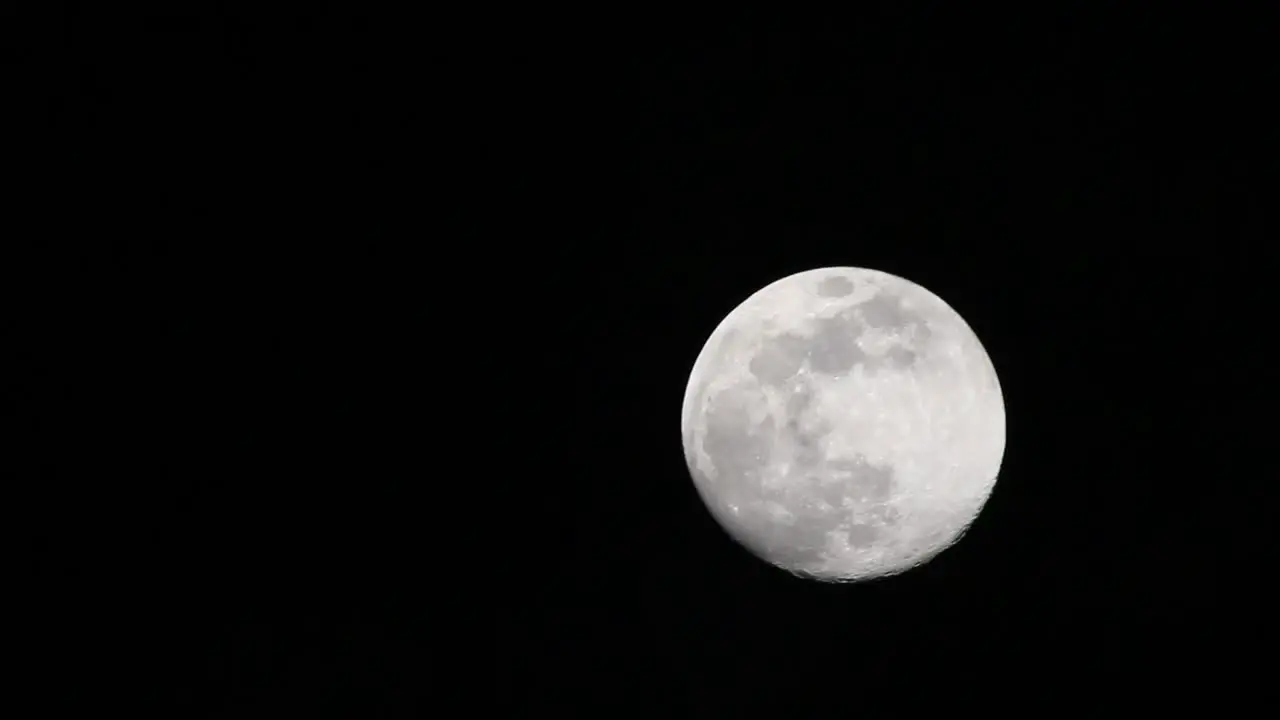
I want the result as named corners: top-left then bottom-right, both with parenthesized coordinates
top-left (15, 6), bottom-right (1272, 714)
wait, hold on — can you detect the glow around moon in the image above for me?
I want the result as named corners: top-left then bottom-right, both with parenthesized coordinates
top-left (680, 267), bottom-right (1006, 582)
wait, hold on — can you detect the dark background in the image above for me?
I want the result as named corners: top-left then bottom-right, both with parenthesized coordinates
top-left (10, 6), bottom-right (1274, 715)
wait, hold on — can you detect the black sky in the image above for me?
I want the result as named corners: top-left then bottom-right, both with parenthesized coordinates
top-left (14, 6), bottom-right (1275, 715)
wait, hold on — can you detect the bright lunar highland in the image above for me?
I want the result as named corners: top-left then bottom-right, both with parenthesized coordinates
top-left (680, 267), bottom-right (1006, 582)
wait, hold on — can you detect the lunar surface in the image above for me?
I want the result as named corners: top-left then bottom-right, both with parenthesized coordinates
top-left (680, 267), bottom-right (1005, 581)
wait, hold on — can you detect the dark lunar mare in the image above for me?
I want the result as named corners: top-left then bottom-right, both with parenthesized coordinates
top-left (746, 332), bottom-right (808, 386)
top-left (857, 291), bottom-right (914, 331)
top-left (699, 384), bottom-right (775, 492)
top-left (816, 275), bottom-right (855, 298)
top-left (807, 313), bottom-right (867, 376)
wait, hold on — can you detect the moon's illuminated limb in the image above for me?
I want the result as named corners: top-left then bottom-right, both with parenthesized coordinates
top-left (680, 267), bottom-right (1005, 582)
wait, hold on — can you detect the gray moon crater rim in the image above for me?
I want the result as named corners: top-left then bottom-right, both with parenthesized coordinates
top-left (680, 267), bottom-right (1006, 582)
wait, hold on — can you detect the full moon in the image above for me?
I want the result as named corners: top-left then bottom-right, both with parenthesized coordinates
top-left (680, 267), bottom-right (1006, 582)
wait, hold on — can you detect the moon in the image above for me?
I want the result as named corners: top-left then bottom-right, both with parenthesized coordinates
top-left (680, 267), bottom-right (1006, 582)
